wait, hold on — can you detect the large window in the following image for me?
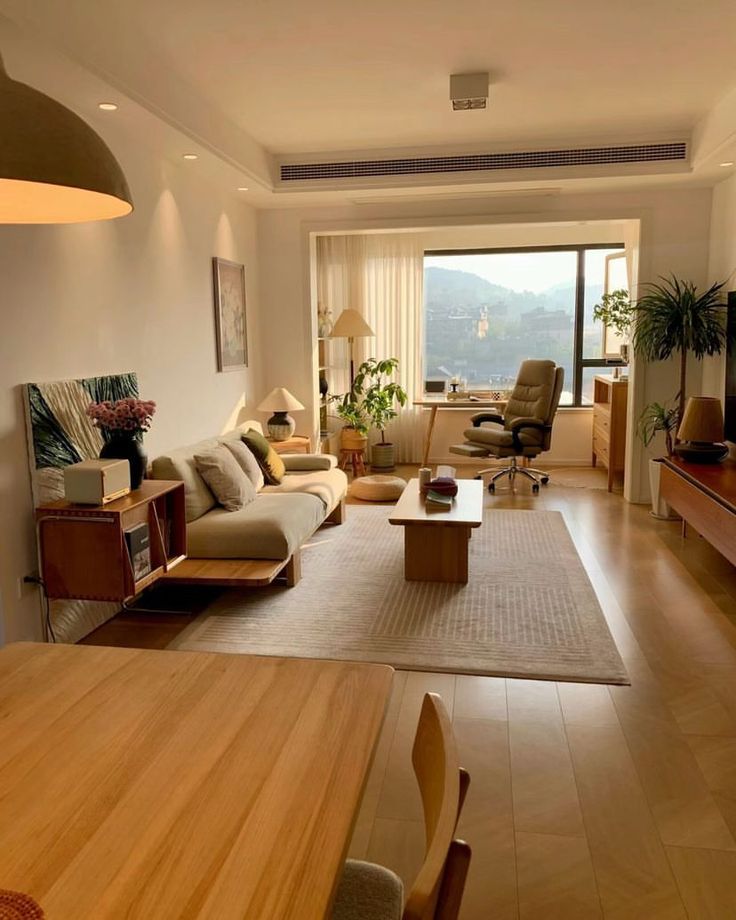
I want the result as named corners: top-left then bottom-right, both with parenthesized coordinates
top-left (424, 244), bottom-right (625, 406)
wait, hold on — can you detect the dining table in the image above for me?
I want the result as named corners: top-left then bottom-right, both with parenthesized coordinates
top-left (0, 642), bottom-right (393, 919)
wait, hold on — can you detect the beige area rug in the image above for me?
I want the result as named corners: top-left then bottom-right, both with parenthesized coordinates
top-left (171, 507), bottom-right (628, 684)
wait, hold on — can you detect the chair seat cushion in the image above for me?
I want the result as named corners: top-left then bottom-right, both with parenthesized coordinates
top-left (462, 423), bottom-right (543, 457)
top-left (331, 860), bottom-right (403, 920)
top-left (350, 475), bottom-right (406, 502)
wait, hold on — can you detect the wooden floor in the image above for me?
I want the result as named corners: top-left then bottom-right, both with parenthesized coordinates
top-left (83, 465), bottom-right (736, 919)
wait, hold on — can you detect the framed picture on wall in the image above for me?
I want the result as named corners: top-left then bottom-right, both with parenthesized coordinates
top-left (212, 257), bottom-right (248, 371)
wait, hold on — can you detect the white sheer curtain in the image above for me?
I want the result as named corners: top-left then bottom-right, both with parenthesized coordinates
top-left (316, 233), bottom-right (425, 462)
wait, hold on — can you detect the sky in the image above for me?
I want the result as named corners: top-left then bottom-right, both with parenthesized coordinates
top-left (425, 249), bottom-right (624, 294)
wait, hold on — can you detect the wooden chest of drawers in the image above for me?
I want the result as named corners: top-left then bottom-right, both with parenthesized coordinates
top-left (592, 375), bottom-right (628, 492)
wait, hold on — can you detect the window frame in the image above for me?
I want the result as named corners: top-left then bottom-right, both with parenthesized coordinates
top-left (424, 242), bottom-right (625, 407)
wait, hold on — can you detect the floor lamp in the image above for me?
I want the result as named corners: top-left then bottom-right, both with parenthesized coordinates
top-left (330, 309), bottom-right (375, 389)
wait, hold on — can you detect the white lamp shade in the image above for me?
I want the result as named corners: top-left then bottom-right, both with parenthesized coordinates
top-left (0, 53), bottom-right (133, 223)
top-left (677, 397), bottom-right (724, 442)
top-left (257, 387), bottom-right (305, 412)
top-left (330, 309), bottom-right (374, 338)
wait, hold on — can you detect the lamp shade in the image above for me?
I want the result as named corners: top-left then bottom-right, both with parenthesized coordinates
top-left (0, 53), bottom-right (133, 223)
top-left (330, 309), bottom-right (374, 339)
top-left (257, 387), bottom-right (305, 412)
top-left (677, 397), bottom-right (724, 442)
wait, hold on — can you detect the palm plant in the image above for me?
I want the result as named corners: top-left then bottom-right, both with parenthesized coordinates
top-left (632, 276), bottom-right (729, 424)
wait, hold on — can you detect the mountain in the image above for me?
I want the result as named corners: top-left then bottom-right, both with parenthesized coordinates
top-left (424, 266), bottom-right (602, 316)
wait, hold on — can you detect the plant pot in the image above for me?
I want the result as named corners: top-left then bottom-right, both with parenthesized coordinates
top-left (648, 458), bottom-right (679, 520)
top-left (371, 442), bottom-right (395, 470)
top-left (340, 427), bottom-right (368, 451)
top-left (100, 435), bottom-right (147, 489)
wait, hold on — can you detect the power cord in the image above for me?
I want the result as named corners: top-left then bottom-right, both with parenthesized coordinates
top-left (24, 574), bottom-right (56, 643)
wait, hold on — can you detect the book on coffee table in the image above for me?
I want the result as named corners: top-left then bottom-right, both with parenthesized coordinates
top-left (425, 489), bottom-right (453, 510)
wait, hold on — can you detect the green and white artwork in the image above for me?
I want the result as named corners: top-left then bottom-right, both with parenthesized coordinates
top-left (23, 372), bottom-right (139, 643)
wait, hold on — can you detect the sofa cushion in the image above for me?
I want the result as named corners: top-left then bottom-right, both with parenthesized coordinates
top-left (186, 492), bottom-right (325, 560)
top-left (241, 429), bottom-right (286, 485)
top-left (222, 438), bottom-right (265, 491)
top-left (194, 445), bottom-right (256, 512)
top-left (261, 467), bottom-right (347, 512)
top-left (151, 436), bottom-right (220, 522)
top-left (281, 453), bottom-right (337, 472)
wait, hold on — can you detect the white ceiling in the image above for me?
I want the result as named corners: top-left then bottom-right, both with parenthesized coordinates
top-left (2, 0), bottom-right (736, 203)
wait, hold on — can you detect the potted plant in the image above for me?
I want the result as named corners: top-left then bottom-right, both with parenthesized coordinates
top-left (593, 288), bottom-right (634, 366)
top-left (638, 402), bottom-right (679, 518)
top-left (333, 396), bottom-right (370, 451)
top-left (631, 275), bottom-right (730, 514)
top-left (633, 276), bottom-right (729, 424)
top-left (333, 358), bottom-right (407, 468)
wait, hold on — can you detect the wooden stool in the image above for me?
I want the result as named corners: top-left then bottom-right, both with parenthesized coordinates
top-left (340, 448), bottom-right (366, 478)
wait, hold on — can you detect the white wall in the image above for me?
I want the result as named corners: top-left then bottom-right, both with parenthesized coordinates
top-left (257, 187), bottom-right (713, 501)
top-left (0, 131), bottom-right (261, 643)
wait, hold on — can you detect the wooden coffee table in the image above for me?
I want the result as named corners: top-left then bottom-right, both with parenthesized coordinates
top-left (389, 478), bottom-right (484, 583)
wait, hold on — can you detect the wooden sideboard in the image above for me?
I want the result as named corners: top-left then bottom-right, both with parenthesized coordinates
top-left (592, 375), bottom-right (628, 492)
top-left (660, 457), bottom-right (736, 566)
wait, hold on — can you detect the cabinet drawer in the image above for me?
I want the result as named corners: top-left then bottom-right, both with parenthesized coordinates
top-left (593, 437), bottom-right (610, 467)
top-left (593, 408), bottom-right (611, 432)
top-left (594, 422), bottom-right (610, 446)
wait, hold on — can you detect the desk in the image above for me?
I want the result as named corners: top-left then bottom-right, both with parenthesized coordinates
top-left (0, 643), bottom-right (392, 920)
top-left (414, 397), bottom-right (507, 467)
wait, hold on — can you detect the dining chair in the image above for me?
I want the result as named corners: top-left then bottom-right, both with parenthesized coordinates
top-left (332, 692), bottom-right (471, 920)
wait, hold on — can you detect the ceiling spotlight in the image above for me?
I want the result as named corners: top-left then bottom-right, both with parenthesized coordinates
top-left (720, 161), bottom-right (734, 167)
top-left (237, 186), bottom-right (249, 191)
top-left (182, 153), bottom-right (198, 160)
top-left (450, 72), bottom-right (489, 111)
top-left (98, 102), bottom-right (118, 111)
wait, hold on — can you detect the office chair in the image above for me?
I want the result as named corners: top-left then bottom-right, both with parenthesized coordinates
top-left (449, 360), bottom-right (564, 494)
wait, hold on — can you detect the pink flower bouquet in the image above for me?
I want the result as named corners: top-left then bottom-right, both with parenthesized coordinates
top-left (86, 397), bottom-right (156, 436)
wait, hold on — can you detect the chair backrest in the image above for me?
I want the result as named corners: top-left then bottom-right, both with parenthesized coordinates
top-left (403, 694), bottom-right (471, 920)
top-left (504, 360), bottom-right (564, 450)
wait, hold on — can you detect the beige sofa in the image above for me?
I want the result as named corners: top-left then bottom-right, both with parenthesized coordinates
top-left (150, 425), bottom-right (347, 587)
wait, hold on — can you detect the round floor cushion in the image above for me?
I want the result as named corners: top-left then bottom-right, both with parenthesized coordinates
top-left (350, 474), bottom-right (407, 502)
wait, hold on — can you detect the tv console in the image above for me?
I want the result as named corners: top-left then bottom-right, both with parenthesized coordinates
top-left (659, 457), bottom-right (736, 565)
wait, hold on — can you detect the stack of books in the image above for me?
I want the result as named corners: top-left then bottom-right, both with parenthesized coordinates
top-left (423, 465), bottom-right (457, 511)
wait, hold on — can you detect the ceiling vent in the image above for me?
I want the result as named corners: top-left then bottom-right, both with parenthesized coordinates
top-left (450, 73), bottom-right (489, 111)
top-left (280, 142), bottom-right (688, 182)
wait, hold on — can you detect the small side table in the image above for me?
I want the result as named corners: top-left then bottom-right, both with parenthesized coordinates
top-left (268, 435), bottom-right (312, 454)
top-left (340, 449), bottom-right (367, 478)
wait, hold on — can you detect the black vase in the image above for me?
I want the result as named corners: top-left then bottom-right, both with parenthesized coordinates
top-left (100, 435), bottom-right (147, 489)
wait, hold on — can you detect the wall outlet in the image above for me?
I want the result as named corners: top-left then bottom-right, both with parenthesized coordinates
top-left (17, 574), bottom-right (40, 600)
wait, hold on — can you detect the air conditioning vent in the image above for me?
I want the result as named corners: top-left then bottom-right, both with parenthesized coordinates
top-left (280, 142), bottom-right (687, 182)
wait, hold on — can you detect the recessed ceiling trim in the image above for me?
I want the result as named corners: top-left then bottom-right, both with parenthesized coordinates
top-left (281, 142), bottom-right (688, 182)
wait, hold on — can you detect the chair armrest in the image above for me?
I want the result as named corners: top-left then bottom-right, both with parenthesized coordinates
top-left (507, 417), bottom-right (550, 451)
top-left (281, 453), bottom-right (337, 471)
top-left (471, 411), bottom-right (504, 427)
top-left (508, 416), bottom-right (546, 430)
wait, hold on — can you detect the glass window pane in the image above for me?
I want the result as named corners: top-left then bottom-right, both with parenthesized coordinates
top-left (603, 253), bottom-right (629, 357)
top-left (424, 251), bottom-right (577, 405)
top-left (583, 248), bottom-right (625, 360)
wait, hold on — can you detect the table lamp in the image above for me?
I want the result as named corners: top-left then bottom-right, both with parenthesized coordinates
top-left (674, 396), bottom-right (728, 463)
top-left (257, 387), bottom-right (305, 441)
top-left (330, 308), bottom-right (374, 387)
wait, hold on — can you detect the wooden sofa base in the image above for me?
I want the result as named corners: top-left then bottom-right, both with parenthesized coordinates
top-left (160, 497), bottom-right (345, 590)
top-left (161, 550), bottom-right (301, 588)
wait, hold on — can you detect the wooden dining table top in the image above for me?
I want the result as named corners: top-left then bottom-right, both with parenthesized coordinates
top-left (0, 642), bottom-right (393, 920)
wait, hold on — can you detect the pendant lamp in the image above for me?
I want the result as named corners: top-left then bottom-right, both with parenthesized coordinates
top-left (0, 52), bottom-right (133, 223)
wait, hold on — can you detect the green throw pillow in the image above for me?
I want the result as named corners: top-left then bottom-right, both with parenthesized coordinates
top-left (241, 429), bottom-right (286, 485)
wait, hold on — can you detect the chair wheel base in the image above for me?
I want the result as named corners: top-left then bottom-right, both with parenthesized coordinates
top-left (541, 476), bottom-right (550, 485)
top-left (473, 474), bottom-right (482, 481)
top-left (488, 482), bottom-right (495, 494)
top-left (532, 484), bottom-right (540, 493)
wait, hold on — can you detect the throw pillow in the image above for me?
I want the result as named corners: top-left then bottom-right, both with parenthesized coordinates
top-left (222, 438), bottom-right (265, 491)
top-left (194, 445), bottom-right (257, 512)
top-left (241, 428), bottom-right (286, 485)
